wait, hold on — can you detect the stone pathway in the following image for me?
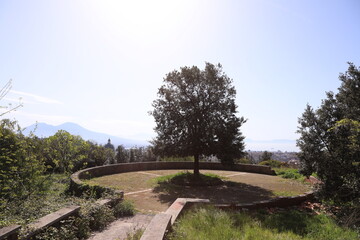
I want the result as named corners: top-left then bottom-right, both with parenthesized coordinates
top-left (87, 214), bottom-right (154, 240)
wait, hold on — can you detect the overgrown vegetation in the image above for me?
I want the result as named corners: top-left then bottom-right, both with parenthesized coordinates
top-left (0, 170), bottom-right (135, 239)
top-left (33, 200), bottom-right (135, 240)
top-left (259, 159), bottom-right (285, 168)
top-left (168, 206), bottom-right (359, 240)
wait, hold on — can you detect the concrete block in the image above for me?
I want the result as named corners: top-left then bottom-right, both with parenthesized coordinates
top-left (0, 225), bottom-right (21, 240)
top-left (140, 213), bottom-right (172, 240)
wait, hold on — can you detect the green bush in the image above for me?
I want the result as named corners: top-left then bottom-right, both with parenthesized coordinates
top-left (83, 203), bottom-right (115, 231)
top-left (160, 156), bottom-right (194, 162)
top-left (258, 160), bottom-right (284, 168)
top-left (274, 168), bottom-right (306, 181)
top-left (113, 200), bottom-right (136, 218)
top-left (155, 171), bottom-right (223, 186)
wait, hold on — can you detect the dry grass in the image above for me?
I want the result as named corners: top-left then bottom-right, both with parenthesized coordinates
top-left (85, 170), bottom-right (311, 213)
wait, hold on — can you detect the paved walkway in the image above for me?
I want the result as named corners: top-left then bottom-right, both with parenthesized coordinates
top-left (87, 214), bottom-right (154, 240)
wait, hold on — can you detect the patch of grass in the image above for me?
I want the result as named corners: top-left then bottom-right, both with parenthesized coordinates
top-left (274, 168), bottom-right (306, 182)
top-left (168, 206), bottom-right (359, 240)
top-left (154, 171), bottom-right (223, 186)
top-left (84, 172), bottom-right (155, 192)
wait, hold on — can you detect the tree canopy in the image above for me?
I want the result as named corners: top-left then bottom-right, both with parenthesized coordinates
top-left (151, 62), bottom-right (246, 175)
top-left (297, 62), bottom-right (360, 202)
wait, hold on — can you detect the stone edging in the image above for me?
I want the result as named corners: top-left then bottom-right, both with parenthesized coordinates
top-left (70, 162), bottom-right (276, 196)
top-left (0, 225), bottom-right (21, 240)
top-left (141, 191), bottom-right (314, 240)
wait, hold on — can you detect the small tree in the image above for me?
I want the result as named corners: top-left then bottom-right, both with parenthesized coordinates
top-left (87, 142), bottom-right (108, 167)
top-left (115, 145), bottom-right (127, 163)
top-left (150, 63), bottom-right (246, 176)
top-left (44, 130), bottom-right (89, 173)
top-left (260, 151), bottom-right (273, 162)
top-left (297, 62), bottom-right (360, 202)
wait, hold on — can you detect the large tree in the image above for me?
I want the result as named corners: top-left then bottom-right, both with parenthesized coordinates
top-left (151, 62), bottom-right (246, 176)
top-left (297, 62), bottom-right (360, 202)
top-left (44, 130), bottom-right (89, 173)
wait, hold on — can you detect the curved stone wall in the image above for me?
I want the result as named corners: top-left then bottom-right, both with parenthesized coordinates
top-left (70, 162), bottom-right (276, 196)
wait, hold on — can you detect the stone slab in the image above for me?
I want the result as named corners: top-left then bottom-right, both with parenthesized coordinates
top-left (0, 225), bottom-right (21, 240)
top-left (25, 205), bottom-right (80, 238)
top-left (140, 213), bottom-right (171, 240)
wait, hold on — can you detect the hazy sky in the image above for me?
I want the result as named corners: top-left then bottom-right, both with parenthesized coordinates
top-left (1, 0), bottom-right (360, 150)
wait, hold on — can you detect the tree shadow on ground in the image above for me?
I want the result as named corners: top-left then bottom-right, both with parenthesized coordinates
top-left (152, 180), bottom-right (275, 205)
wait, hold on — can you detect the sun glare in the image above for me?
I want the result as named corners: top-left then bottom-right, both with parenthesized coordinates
top-left (86, 0), bottom-right (193, 38)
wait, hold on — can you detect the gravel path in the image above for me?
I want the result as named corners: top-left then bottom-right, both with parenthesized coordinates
top-left (87, 214), bottom-right (154, 240)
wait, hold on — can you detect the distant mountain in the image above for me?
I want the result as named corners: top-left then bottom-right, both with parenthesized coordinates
top-left (23, 122), bottom-right (149, 148)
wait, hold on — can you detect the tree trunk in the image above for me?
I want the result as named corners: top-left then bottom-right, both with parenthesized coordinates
top-left (194, 154), bottom-right (200, 176)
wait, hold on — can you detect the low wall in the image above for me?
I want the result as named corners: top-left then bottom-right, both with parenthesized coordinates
top-left (70, 162), bottom-right (275, 196)
top-left (70, 162), bottom-right (276, 197)
top-left (141, 192), bottom-right (314, 240)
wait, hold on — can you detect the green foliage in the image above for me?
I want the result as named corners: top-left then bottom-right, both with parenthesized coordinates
top-left (113, 200), bottom-right (136, 218)
top-left (44, 130), bottom-right (90, 173)
top-left (87, 142), bottom-right (108, 167)
top-left (0, 119), bottom-right (48, 202)
top-left (235, 157), bottom-right (252, 164)
top-left (168, 207), bottom-right (359, 240)
top-left (258, 159), bottom-right (283, 168)
top-left (160, 156), bottom-right (194, 162)
top-left (115, 145), bottom-right (127, 163)
top-left (0, 174), bottom-right (73, 227)
top-left (36, 217), bottom-right (82, 240)
top-left (297, 62), bottom-right (360, 202)
top-left (151, 62), bottom-right (246, 173)
top-left (260, 151), bottom-right (273, 161)
top-left (274, 168), bottom-right (306, 181)
top-left (155, 171), bottom-right (223, 186)
top-left (82, 203), bottom-right (115, 231)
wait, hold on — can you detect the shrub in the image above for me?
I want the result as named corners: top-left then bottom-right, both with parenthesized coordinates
top-left (258, 160), bottom-right (283, 168)
top-left (155, 171), bottom-right (223, 186)
top-left (274, 168), bottom-right (306, 181)
top-left (113, 200), bottom-right (136, 218)
top-left (82, 203), bottom-right (115, 231)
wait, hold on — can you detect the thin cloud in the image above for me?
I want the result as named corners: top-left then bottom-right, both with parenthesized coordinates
top-left (10, 111), bottom-right (74, 125)
top-left (10, 90), bottom-right (63, 104)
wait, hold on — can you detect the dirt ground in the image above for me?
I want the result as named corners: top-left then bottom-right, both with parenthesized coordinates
top-left (85, 169), bottom-right (311, 213)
